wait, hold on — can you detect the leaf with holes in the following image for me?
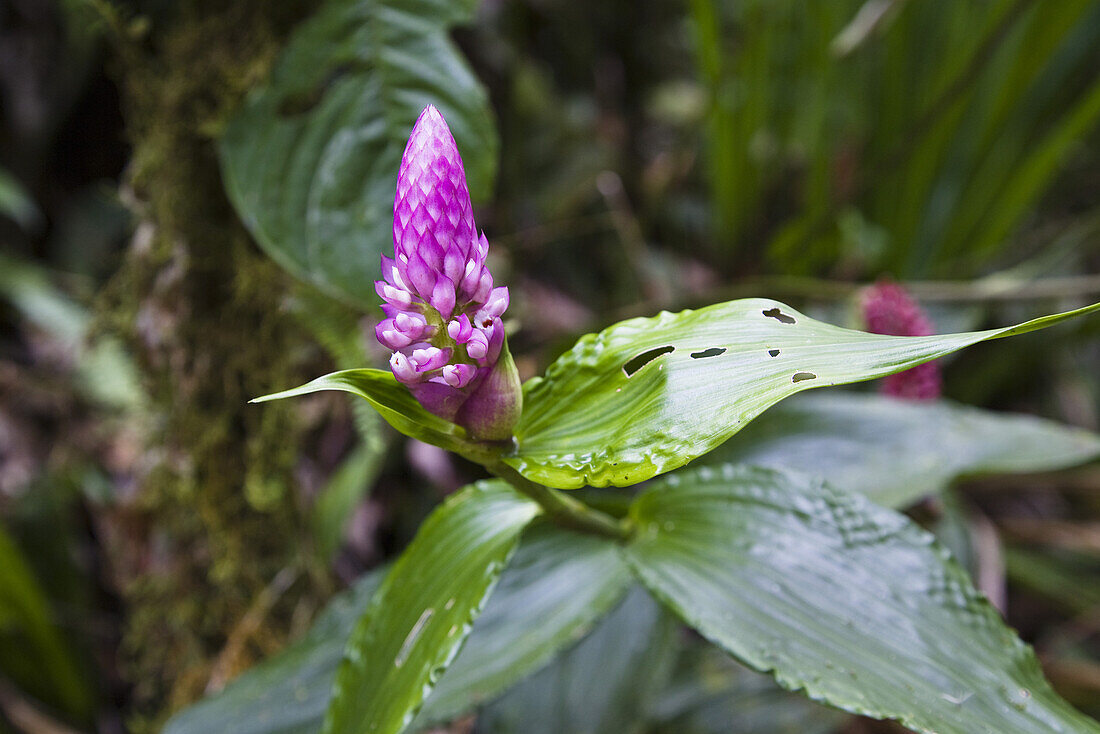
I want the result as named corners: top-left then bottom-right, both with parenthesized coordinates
top-left (322, 481), bottom-right (538, 734)
top-left (625, 464), bottom-right (1100, 734)
top-left (504, 298), bottom-right (1100, 488)
top-left (219, 0), bottom-right (497, 306)
top-left (706, 391), bottom-right (1100, 509)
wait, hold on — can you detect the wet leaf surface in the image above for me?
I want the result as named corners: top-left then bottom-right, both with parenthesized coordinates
top-left (707, 391), bottom-right (1100, 508)
top-left (650, 643), bottom-right (848, 734)
top-left (164, 508), bottom-right (631, 734)
top-left (507, 298), bottom-right (1100, 488)
top-left (478, 585), bottom-right (676, 734)
top-left (411, 523), bottom-right (632, 727)
top-left (624, 464), bottom-right (1100, 734)
top-left (322, 481), bottom-right (538, 734)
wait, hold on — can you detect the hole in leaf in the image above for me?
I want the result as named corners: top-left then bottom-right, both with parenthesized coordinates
top-left (690, 347), bottom-right (726, 359)
top-left (768, 349), bottom-right (780, 357)
top-left (623, 346), bottom-right (675, 377)
top-left (762, 308), bottom-right (796, 324)
top-left (792, 372), bottom-right (817, 383)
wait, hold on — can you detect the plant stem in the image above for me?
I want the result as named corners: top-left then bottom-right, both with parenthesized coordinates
top-left (489, 461), bottom-right (632, 542)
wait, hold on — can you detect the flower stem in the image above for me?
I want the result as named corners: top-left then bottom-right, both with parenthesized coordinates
top-left (489, 461), bottom-right (632, 542)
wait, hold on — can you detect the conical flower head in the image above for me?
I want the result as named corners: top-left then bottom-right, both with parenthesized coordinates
top-left (375, 105), bottom-right (520, 440)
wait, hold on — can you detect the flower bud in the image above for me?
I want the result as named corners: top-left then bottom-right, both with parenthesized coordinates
top-left (375, 105), bottom-right (522, 439)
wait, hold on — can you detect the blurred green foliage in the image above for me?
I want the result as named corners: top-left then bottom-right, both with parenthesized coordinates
top-left (688, 0), bottom-right (1100, 277)
top-left (0, 523), bottom-right (94, 723)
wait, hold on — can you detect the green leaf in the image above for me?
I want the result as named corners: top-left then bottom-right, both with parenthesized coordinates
top-left (219, 0), bottom-right (497, 306)
top-left (324, 481), bottom-right (538, 734)
top-left (0, 524), bottom-right (93, 721)
top-left (707, 391), bottom-right (1100, 509)
top-left (651, 643), bottom-right (848, 734)
top-left (624, 464), bottom-right (1100, 734)
top-left (252, 369), bottom-right (473, 455)
top-left (506, 297), bottom-right (1100, 488)
top-left (477, 585), bottom-right (677, 734)
top-left (164, 520), bottom-right (630, 734)
top-left (413, 524), bottom-right (632, 726)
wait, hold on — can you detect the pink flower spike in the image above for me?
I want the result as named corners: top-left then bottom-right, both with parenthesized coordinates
top-left (374, 105), bottom-right (521, 438)
top-left (393, 106), bottom-right (475, 265)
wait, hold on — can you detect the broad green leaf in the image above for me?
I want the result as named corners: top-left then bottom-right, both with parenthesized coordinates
top-left (624, 464), bottom-right (1100, 734)
top-left (413, 524), bottom-right (631, 726)
top-left (164, 521), bottom-right (631, 734)
top-left (0, 524), bottom-right (93, 721)
top-left (252, 369), bottom-right (474, 455)
top-left (707, 391), bottom-right (1100, 509)
top-left (219, 0), bottom-right (497, 306)
top-left (323, 481), bottom-right (538, 734)
top-left (478, 585), bottom-right (677, 734)
top-left (506, 297), bottom-right (1100, 488)
top-left (651, 643), bottom-right (848, 734)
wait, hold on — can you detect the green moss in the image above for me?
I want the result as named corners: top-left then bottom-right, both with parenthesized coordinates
top-left (95, 1), bottom-right (327, 729)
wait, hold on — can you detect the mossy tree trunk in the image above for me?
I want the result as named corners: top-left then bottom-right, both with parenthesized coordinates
top-left (96, 2), bottom-right (330, 728)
